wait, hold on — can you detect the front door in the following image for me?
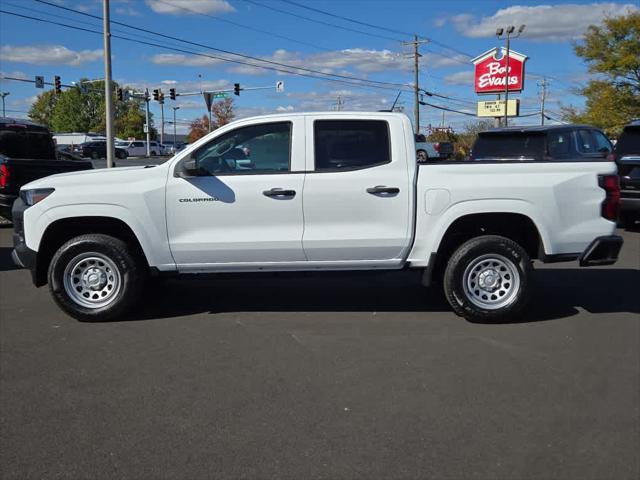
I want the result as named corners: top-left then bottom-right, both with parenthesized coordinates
top-left (166, 119), bottom-right (306, 270)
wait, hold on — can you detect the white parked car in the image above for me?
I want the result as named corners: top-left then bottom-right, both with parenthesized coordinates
top-left (115, 140), bottom-right (162, 156)
top-left (12, 112), bottom-right (622, 322)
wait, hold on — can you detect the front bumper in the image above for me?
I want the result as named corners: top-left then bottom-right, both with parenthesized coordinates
top-left (579, 235), bottom-right (623, 267)
top-left (11, 198), bottom-right (39, 284)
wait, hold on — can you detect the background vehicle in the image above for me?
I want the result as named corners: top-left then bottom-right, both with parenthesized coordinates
top-left (0, 117), bottom-right (92, 221)
top-left (415, 134), bottom-right (454, 162)
top-left (116, 140), bottom-right (162, 156)
top-left (53, 133), bottom-right (105, 149)
top-left (613, 120), bottom-right (640, 226)
top-left (80, 141), bottom-right (128, 160)
top-left (470, 125), bottom-right (613, 161)
top-left (12, 112), bottom-right (621, 322)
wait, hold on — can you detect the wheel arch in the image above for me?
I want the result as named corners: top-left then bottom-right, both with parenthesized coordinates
top-left (34, 216), bottom-right (149, 287)
top-left (428, 212), bottom-right (544, 286)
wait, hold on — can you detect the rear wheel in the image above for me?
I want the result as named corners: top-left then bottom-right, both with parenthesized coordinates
top-left (115, 149), bottom-right (126, 159)
top-left (443, 235), bottom-right (532, 322)
top-left (48, 234), bottom-right (145, 321)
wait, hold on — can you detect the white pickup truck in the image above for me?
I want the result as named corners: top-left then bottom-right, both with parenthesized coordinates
top-left (11, 112), bottom-right (622, 322)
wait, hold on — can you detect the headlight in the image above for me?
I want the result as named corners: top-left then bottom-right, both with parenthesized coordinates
top-left (20, 188), bottom-right (55, 206)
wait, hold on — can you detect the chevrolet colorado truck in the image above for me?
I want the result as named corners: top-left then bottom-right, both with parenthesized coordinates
top-left (11, 112), bottom-right (623, 322)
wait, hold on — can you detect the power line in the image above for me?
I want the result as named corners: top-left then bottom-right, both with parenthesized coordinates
top-left (239, 0), bottom-right (403, 42)
top-left (280, 0), bottom-right (414, 37)
top-left (32, 0), bottom-right (411, 90)
top-left (0, 8), bottom-right (409, 94)
top-left (154, 0), bottom-right (333, 52)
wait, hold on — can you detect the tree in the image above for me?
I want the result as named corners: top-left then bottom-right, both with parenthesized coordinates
top-left (563, 12), bottom-right (640, 136)
top-left (187, 115), bottom-right (210, 143)
top-left (28, 79), bottom-right (153, 139)
top-left (187, 98), bottom-right (236, 143)
top-left (211, 97), bottom-right (234, 127)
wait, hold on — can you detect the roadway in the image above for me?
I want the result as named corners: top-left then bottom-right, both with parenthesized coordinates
top-left (0, 226), bottom-right (638, 479)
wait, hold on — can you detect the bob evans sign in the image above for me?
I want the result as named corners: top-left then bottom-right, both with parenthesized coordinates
top-left (472, 47), bottom-right (528, 94)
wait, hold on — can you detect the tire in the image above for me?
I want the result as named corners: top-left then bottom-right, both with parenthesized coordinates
top-left (151, 150), bottom-right (157, 156)
top-left (416, 150), bottom-right (427, 162)
top-left (443, 235), bottom-right (532, 322)
top-left (116, 149), bottom-right (126, 159)
top-left (48, 234), bottom-right (145, 321)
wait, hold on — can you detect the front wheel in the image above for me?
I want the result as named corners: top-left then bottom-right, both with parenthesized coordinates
top-left (48, 234), bottom-right (145, 321)
top-left (443, 235), bottom-right (532, 322)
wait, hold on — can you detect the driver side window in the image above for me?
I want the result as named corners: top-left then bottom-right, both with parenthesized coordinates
top-left (193, 122), bottom-right (291, 175)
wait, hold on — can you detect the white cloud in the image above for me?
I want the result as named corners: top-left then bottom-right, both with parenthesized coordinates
top-left (0, 45), bottom-right (103, 66)
top-left (452, 3), bottom-right (639, 41)
top-left (444, 71), bottom-right (475, 86)
top-left (145, 0), bottom-right (234, 15)
top-left (115, 6), bottom-right (141, 16)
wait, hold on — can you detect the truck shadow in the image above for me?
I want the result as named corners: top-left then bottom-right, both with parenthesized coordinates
top-left (132, 268), bottom-right (640, 324)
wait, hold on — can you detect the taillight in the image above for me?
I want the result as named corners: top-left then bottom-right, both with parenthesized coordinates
top-left (598, 174), bottom-right (620, 221)
top-left (0, 164), bottom-right (9, 189)
top-left (434, 142), bottom-right (440, 152)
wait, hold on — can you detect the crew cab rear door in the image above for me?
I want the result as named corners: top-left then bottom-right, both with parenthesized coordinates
top-left (301, 115), bottom-right (413, 264)
top-left (165, 118), bottom-right (306, 269)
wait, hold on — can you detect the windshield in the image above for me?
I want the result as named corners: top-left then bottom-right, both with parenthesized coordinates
top-left (473, 133), bottom-right (545, 161)
top-left (616, 126), bottom-right (640, 156)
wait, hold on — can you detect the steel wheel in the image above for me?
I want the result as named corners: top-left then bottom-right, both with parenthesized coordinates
top-left (63, 252), bottom-right (122, 309)
top-left (462, 253), bottom-right (520, 310)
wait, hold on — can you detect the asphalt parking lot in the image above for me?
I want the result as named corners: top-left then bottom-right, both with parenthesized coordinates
top-left (0, 226), bottom-right (638, 480)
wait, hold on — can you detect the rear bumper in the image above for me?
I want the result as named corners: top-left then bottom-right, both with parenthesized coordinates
top-left (620, 195), bottom-right (640, 214)
top-left (579, 235), bottom-right (623, 267)
top-left (0, 193), bottom-right (17, 220)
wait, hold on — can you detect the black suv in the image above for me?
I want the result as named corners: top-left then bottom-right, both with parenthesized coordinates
top-left (470, 124), bottom-right (613, 162)
top-left (614, 120), bottom-right (640, 226)
top-left (81, 141), bottom-right (128, 160)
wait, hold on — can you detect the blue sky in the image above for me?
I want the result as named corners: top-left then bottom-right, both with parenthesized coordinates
top-left (1, 0), bottom-right (638, 134)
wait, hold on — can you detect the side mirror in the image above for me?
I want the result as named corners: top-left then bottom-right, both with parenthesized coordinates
top-left (179, 158), bottom-right (202, 178)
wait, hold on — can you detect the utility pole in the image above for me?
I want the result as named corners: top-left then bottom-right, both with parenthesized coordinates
top-left (496, 25), bottom-right (525, 127)
top-left (160, 97), bottom-right (165, 145)
top-left (402, 35), bottom-right (428, 135)
top-left (172, 106), bottom-right (180, 151)
top-left (144, 88), bottom-right (151, 157)
top-left (0, 92), bottom-right (9, 117)
top-left (102, 0), bottom-right (115, 168)
top-left (538, 77), bottom-right (548, 126)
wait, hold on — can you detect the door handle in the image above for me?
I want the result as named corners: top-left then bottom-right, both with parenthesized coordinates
top-left (263, 188), bottom-right (296, 198)
top-left (366, 185), bottom-right (400, 195)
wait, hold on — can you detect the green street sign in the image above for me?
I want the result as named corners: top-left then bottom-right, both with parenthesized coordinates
top-left (213, 92), bottom-right (227, 99)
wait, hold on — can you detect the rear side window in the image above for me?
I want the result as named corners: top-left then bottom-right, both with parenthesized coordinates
top-left (472, 133), bottom-right (544, 161)
top-left (133, 142), bottom-right (144, 147)
top-left (314, 120), bottom-right (390, 171)
top-left (547, 131), bottom-right (572, 158)
top-left (0, 129), bottom-right (55, 159)
top-left (616, 127), bottom-right (640, 155)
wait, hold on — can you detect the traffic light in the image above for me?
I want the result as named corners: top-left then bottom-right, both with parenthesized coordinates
top-left (169, 88), bottom-right (176, 100)
top-left (234, 83), bottom-right (240, 96)
top-left (152, 89), bottom-right (159, 101)
top-left (117, 88), bottom-right (123, 101)
top-left (54, 75), bottom-right (61, 94)
top-left (159, 92), bottom-right (165, 103)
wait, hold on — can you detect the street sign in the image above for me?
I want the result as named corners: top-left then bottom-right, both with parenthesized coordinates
top-left (35, 76), bottom-right (44, 89)
top-left (143, 123), bottom-right (149, 133)
top-left (203, 92), bottom-right (213, 111)
top-left (276, 81), bottom-right (284, 93)
top-left (477, 99), bottom-right (520, 117)
top-left (472, 47), bottom-right (528, 94)
top-left (213, 92), bottom-right (227, 99)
